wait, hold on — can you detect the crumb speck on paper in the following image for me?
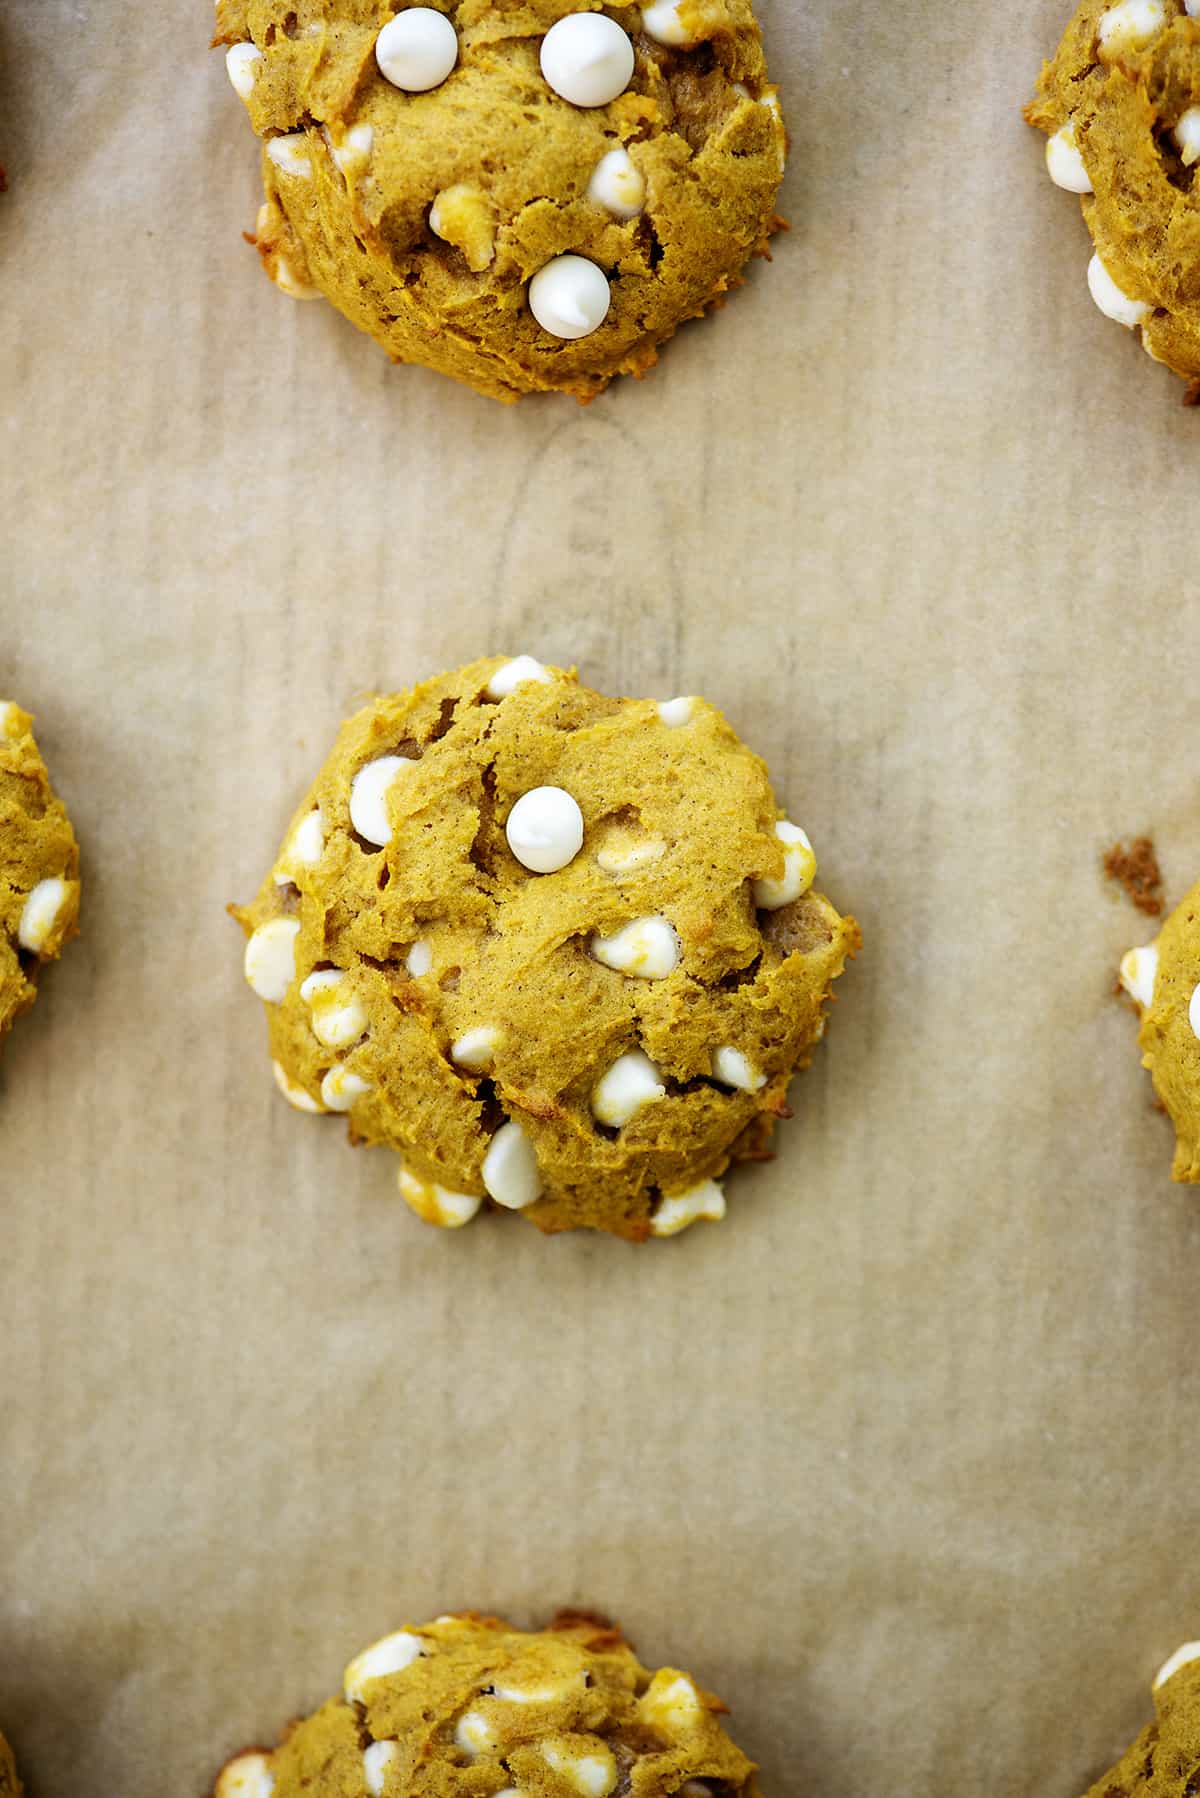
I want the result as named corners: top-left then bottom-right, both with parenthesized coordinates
top-left (1103, 837), bottom-right (1164, 916)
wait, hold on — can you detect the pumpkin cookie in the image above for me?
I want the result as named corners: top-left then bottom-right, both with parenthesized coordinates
top-left (0, 703), bottom-right (81, 1047)
top-left (1120, 873), bottom-right (1200, 1180)
top-left (1027, 0), bottom-right (1200, 392)
top-left (214, 1612), bottom-right (759, 1798)
top-left (212, 1), bottom-right (786, 402)
top-left (232, 657), bottom-right (858, 1240)
top-left (1079, 1642), bottom-right (1200, 1796)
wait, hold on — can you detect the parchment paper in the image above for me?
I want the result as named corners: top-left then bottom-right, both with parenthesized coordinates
top-left (4, 2), bottom-right (1200, 1793)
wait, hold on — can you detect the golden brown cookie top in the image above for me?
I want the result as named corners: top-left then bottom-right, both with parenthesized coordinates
top-left (0, 702), bottom-right (81, 1045)
top-left (215, 1612), bottom-right (760, 1798)
top-left (213, 2), bottom-right (786, 399)
top-left (1028, 0), bottom-right (1200, 385)
top-left (1081, 1644), bottom-right (1200, 1796)
top-left (233, 658), bottom-right (858, 1239)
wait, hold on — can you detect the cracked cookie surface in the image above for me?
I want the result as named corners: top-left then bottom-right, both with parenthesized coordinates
top-left (1080, 1644), bottom-right (1200, 1796)
top-left (212, 0), bottom-right (786, 402)
top-left (1120, 871), bottom-right (1200, 1180)
top-left (0, 703), bottom-right (81, 1047)
top-left (214, 1611), bottom-right (760, 1798)
top-left (232, 656), bottom-right (858, 1240)
top-left (1028, 0), bottom-right (1200, 390)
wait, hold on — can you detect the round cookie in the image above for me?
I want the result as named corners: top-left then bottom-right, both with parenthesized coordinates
top-left (0, 1732), bottom-right (21, 1798)
top-left (213, 1611), bottom-right (760, 1798)
top-left (1120, 874), bottom-right (1200, 1180)
top-left (0, 702), bottom-right (81, 1047)
top-left (1027, 0), bottom-right (1200, 393)
top-left (212, 1), bottom-right (787, 403)
top-left (232, 656), bottom-right (859, 1241)
top-left (1078, 1641), bottom-right (1200, 1796)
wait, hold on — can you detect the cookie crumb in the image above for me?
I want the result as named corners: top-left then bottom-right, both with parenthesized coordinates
top-left (1103, 837), bottom-right (1164, 916)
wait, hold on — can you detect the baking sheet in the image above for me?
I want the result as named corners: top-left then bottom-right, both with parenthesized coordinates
top-left (5, 1), bottom-right (1200, 1793)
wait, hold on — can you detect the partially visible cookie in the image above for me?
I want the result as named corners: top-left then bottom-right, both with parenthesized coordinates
top-left (0, 703), bottom-right (81, 1046)
top-left (1079, 1641), bottom-right (1200, 1795)
top-left (0, 1730), bottom-right (22, 1797)
top-left (232, 656), bottom-right (859, 1240)
top-left (213, 1611), bottom-right (760, 1797)
top-left (1120, 874), bottom-right (1200, 1179)
top-left (1027, 0), bottom-right (1200, 393)
top-left (212, 1), bottom-right (787, 403)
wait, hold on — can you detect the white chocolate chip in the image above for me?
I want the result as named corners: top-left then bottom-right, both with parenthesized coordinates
top-left (641, 0), bottom-right (697, 46)
top-left (528, 256), bottom-right (611, 340)
top-left (1087, 252), bottom-right (1151, 328)
top-left (272, 1059), bottom-right (325, 1113)
top-left (333, 123), bottom-right (375, 177)
top-left (0, 702), bottom-right (14, 735)
top-left (375, 8), bottom-right (459, 91)
top-left (216, 1753), bottom-right (275, 1798)
top-left (344, 1631), bottom-right (427, 1704)
top-left (300, 970), bottom-right (368, 1049)
top-left (406, 939), bottom-right (433, 978)
top-left (753, 820), bottom-right (817, 910)
top-left (590, 915), bottom-right (681, 979)
top-left (454, 1709), bottom-right (499, 1758)
top-left (320, 1064), bottom-right (372, 1111)
top-left (712, 1045), bottom-right (766, 1093)
top-left (278, 808), bottom-right (325, 881)
top-left (1045, 120), bottom-right (1092, 193)
top-left (486, 656), bottom-right (553, 699)
top-left (1119, 943), bottom-right (1159, 1010)
top-left (588, 147), bottom-right (646, 219)
top-left (595, 832), bottom-right (666, 876)
top-left (541, 1743), bottom-right (617, 1798)
top-left (638, 1671), bottom-right (703, 1735)
top-left (482, 1120), bottom-right (542, 1210)
top-left (1190, 982), bottom-right (1200, 1042)
top-left (650, 1179), bottom-right (726, 1237)
top-left (398, 1167), bottom-right (482, 1229)
top-left (267, 133), bottom-right (312, 178)
top-left (540, 13), bottom-right (635, 107)
top-left (17, 877), bottom-right (70, 954)
top-left (591, 1050), bottom-right (666, 1127)
top-left (226, 42), bottom-right (264, 101)
top-left (292, 808), bottom-right (325, 864)
top-left (350, 755), bottom-right (412, 847)
top-left (429, 183), bottom-right (496, 270)
top-left (657, 696), bottom-right (696, 726)
top-left (493, 1676), bottom-right (579, 1703)
top-left (451, 1026), bottom-right (500, 1072)
top-left (1155, 1642), bottom-right (1200, 1690)
top-left (1175, 106), bottom-right (1200, 166)
top-left (506, 786), bottom-right (585, 874)
top-left (363, 1741), bottom-right (398, 1796)
top-left (244, 917), bottom-right (300, 1003)
top-left (1097, 0), bottom-right (1166, 56)
top-left (760, 89), bottom-right (787, 170)
top-left (272, 252), bottom-right (320, 299)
